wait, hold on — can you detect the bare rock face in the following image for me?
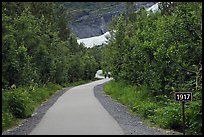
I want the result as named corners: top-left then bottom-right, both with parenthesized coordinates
top-left (66, 2), bottom-right (156, 39)
top-left (69, 12), bottom-right (118, 39)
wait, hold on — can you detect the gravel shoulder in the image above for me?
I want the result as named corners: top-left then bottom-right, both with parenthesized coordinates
top-left (2, 80), bottom-right (182, 135)
top-left (2, 87), bottom-right (72, 135)
top-left (93, 82), bottom-right (183, 135)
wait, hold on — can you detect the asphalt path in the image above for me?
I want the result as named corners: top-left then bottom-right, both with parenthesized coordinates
top-left (29, 78), bottom-right (124, 135)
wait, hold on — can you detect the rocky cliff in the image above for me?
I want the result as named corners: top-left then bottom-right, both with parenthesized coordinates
top-left (64, 2), bottom-right (157, 39)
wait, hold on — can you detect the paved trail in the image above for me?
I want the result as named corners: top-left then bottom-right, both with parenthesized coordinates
top-left (29, 78), bottom-right (124, 135)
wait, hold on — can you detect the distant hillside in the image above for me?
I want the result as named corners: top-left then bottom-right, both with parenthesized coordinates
top-left (63, 2), bottom-right (157, 38)
top-left (63, 2), bottom-right (120, 13)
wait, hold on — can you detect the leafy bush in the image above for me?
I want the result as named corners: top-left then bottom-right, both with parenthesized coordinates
top-left (148, 102), bottom-right (181, 129)
top-left (185, 101), bottom-right (202, 134)
top-left (29, 83), bottom-right (62, 104)
top-left (104, 80), bottom-right (202, 135)
top-left (7, 89), bottom-right (35, 118)
top-left (132, 101), bottom-right (158, 118)
top-left (30, 88), bottom-right (50, 103)
top-left (102, 2), bottom-right (202, 135)
top-left (2, 2), bottom-right (99, 89)
top-left (2, 111), bottom-right (16, 131)
top-left (102, 2), bottom-right (202, 98)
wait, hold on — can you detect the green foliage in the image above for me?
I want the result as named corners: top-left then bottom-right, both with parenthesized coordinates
top-left (80, 53), bottom-right (98, 80)
top-left (2, 80), bottom-right (95, 132)
top-left (102, 4), bottom-right (202, 134)
top-left (2, 110), bottom-right (18, 132)
top-left (7, 89), bottom-right (35, 118)
top-left (2, 82), bottom-right (62, 131)
top-left (103, 2), bottom-right (202, 95)
top-left (2, 2), bottom-right (100, 89)
top-left (29, 82), bottom-right (62, 104)
top-left (104, 80), bottom-right (202, 135)
top-left (2, 2), bottom-right (102, 132)
top-left (148, 102), bottom-right (181, 130)
top-left (61, 79), bottom-right (93, 88)
top-left (133, 101), bottom-right (158, 118)
top-left (185, 101), bottom-right (202, 134)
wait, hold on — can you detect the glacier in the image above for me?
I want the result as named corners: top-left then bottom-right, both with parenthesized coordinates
top-left (77, 2), bottom-right (159, 48)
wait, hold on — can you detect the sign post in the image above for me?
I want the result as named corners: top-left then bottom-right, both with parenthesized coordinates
top-left (182, 101), bottom-right (185, 135)
top-left (175, 92), bottom-right (192, 135)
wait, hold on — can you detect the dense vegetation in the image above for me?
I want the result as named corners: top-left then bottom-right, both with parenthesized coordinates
top-left (2, 2), bottom-right (99, 88)
top-left (2, 2), bottom-right (202, 134)
top-left (102, 2), bottom-right (202, 135)
top-left (63, 2), bottom-right (120, 13)
top-left (2, 2), bottom-right (99, 131)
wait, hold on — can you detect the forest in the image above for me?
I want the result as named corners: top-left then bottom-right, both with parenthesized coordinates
top-left (101, 2), bottom-right (202, 135)
top-left (2, 2), bottom-right (100, 88)
top-left (2, 2), bottom-right (202, 135)
top-left (2, 2), bottom-right (100, 131)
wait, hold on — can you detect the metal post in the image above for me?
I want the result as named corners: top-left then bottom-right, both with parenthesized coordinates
top-left (182, 101), bottom-right (185, 135)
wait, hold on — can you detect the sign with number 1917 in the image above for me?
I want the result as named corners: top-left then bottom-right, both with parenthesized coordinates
top-left (174, 92), bottom-right (192, 135)
top-left (175, 92), bottom-right (192, 102)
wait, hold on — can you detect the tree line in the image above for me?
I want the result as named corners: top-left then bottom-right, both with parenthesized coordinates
top-left (101, 2), bottom-right (202, 134)
top-left (102, 2), bottom-right (202, 98)
top-left (2, 2), bottom-right (99, 89)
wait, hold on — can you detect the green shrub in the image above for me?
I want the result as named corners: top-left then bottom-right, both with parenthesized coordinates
top-left (148, 102), bottom-right (181, 130)
top-left (8, 89), bottom-right (35, 118)
top-left (46, 82), bottom-right (62, 91)
top-left (185, 101), bottom-right (202, 135)
top-left (2, 110), bottom-right (16, 131)
top-left (30, 82), bottom-right (62, 103)
top-left (104, 81), bottom-right (203, 134)
top-left (30, 88), bottom-right (49, 103)
top-left (2, 91), bottom-right (10, 111)
top-left (132, 101), bottom-right (158, 118)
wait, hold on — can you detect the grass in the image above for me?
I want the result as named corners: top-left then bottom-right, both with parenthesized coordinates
top-left (61, 79), bottom-right (94, 87)
top-left (2, 79), bottom-right (96, 133)
top-left (2, 83), bottom-right (62, 132)
top-left (103, 80), bottom-right (202, 135)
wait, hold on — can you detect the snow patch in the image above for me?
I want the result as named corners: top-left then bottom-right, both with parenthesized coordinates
top-left (77, 32), bottom-right (111, 48)
top-left (77, 3), bottom-right (159, 48)
top-left (146, 2), bottom-right (159, 12)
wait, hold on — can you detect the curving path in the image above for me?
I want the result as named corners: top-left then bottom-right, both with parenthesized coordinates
top-left (29, 78), bottom-right (124, 135)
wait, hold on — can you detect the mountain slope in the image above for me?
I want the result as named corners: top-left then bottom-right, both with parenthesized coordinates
top-left (63, 2), bottom-right (157, 39)
top-left (76, 2), bottom-right (159, 48)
